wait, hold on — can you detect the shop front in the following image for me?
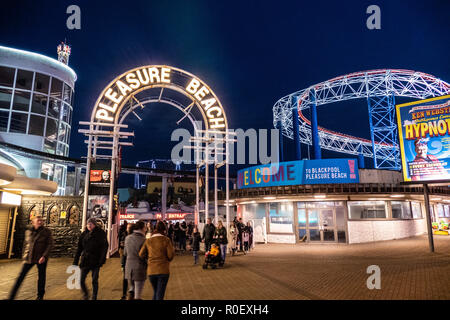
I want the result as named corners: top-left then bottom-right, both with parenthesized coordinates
top-left (228, 159), bottom-right (450, 245)
top-left (237, 195), bottom-right (450, 244)
top-left (240, 200), bottom-right (348, 244)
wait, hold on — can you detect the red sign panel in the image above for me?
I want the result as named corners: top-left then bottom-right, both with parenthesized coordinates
top-left (155, 212), bottom-right (192, 220)
top-left (90, 169), bottom-right (111, 186)
top-left (119, 214), bottom-right (136, 219)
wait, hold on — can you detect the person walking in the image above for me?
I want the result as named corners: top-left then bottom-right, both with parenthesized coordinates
top-left (73, 218), bottom-right (108, 300)
top-left (139, 220), bottom-right (174, 300)
top-left (119, 222), bottom-right (134, 299)
top-left (179, 221), bottom-right (187, 251)
top-left (214, 221), bottom-right (228, 265)
top-left (236, 218), bottom-right (245, 252)
top-left (9, 215), bottom-right (53, 300)
top-left (243, 229), bottom-right (249, 253)
top-left (187, 222), bottom-right (194, 238)
top-left (173, 222), bottom-right (180, 250)
top-left (191, 226), bottom-right (201, 264)
top-left (202, 218), bottom-right (216, 253)
top-left (123, 220), bottom-right (147, 300)
top-left (118, 221), bottom-right (128, 246)
top-left (167, 222), bottom-right (174, 243)
top-left (246, 221), bottom-right (254, 251)
top-left (227, 223), bottom-right (237, 256)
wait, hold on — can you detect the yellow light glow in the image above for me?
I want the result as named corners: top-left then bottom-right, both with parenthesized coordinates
top-left (125, 72), bottom-right (140, 89)
top-left (194, 86), bottom-right (210, 101)
top-left (186, 78), bottom-right (201, 95)
top-left (92, 65), bottom-right (227, 131)
top-left (105, 88), bottom-right (123, 104)
top-left (161, 67), bottom-right (171, 83)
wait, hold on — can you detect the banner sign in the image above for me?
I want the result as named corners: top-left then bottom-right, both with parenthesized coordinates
top-left (89, 169), bottom-right (111, 187)
top-left (237, 159), bottom-right (359, 189)
top-left (119, 214), bottom-right (136, 219)
top-left (87, 195), bottom-right (109, 228)
top-left (155, 212), bottom-right (192, 220)
top-left (396, 94), bottom-right (450, 182)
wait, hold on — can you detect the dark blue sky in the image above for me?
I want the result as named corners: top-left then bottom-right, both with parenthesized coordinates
top-left (1, 0), bottom-right (449, 174)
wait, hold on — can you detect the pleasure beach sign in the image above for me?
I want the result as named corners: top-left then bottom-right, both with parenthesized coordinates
top-left (92, 65), bottom-right (227, 131)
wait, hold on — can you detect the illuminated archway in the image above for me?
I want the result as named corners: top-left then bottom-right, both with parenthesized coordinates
top-left (90, 65), bottom-right (228, 131)
top-left (80, 65), bottom-right (232, 253)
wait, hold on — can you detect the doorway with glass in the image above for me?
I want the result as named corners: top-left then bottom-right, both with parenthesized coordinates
top-left (297, 202), bottom-right (347, 243)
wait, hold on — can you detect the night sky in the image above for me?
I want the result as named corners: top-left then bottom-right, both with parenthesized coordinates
top-left (1, 0), bottom-right (449, 185)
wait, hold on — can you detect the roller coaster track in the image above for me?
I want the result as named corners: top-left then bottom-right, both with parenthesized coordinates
top-left (273, 69), bottom-right (450, 169)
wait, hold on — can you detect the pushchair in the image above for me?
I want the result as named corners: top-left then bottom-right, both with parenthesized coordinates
top-left (202, 241), bottom-right (224, 269)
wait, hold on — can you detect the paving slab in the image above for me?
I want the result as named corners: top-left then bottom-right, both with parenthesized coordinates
top-left (0, 235), bottom-right (449, 300)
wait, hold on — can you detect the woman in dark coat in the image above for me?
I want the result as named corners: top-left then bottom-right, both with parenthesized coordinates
top-left (213, 221), bottom-right (228, 265)
top-left (167, 222), bottom-right (174, 242)
top-left (246, 222), bottom-right (253, 251)
top-left (178, 221), bottom-right (187, 251)
top-left (123, 220), bottom-right (147, 300)
top-left (119, 223), bottom-right (134, 299)
top-left (191, 226), bottom-right (202, 264)
top-left (73, 218), bottom-right (108, 300)
top-left (173, 222), bottom-right (180, 249)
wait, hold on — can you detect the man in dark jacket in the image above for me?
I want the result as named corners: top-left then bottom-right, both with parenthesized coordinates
top-left (191, 227), bottom-right (201, 264)
top-left (237, 218), bottom-right (245, 252)
top-left (202, 218), bottom-right (216, 252)
top-left (9, 215), bottom-right (53, 300)
top-left (73, 218), bottom-right (108, 300)
top-left (178, 221), bottom-right (187, 251)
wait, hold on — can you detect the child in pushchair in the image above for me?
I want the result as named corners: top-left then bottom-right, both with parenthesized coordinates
top-left (203, 241), bottom-right (223, 269)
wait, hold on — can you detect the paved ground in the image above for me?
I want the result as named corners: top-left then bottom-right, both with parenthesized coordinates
top-left (1, 235), bottom-right (449, 300)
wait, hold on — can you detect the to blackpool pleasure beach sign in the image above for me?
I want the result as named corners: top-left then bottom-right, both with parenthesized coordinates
top-left (91, 65), bottom-right (228, 131)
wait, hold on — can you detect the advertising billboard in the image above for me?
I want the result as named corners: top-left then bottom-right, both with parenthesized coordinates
top-left (237, 158), bottom-right (359, 189)
top-left (89, 169), bottom-right (111, 187)
top-left (396, 94), bottom-right (450, 182)
top-left (87, 195), bottom-right (109, 229)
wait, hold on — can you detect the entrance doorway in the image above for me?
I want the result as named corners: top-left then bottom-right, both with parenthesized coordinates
top-left (297, 202), bottom-right (347, 243)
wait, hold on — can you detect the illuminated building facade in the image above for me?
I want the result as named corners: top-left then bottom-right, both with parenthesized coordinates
top-left (0, 44), bottom-right (77, 194)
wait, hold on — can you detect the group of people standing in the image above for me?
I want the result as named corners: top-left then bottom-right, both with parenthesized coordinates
top-left (229, 217), bottom-right (254, 254)
top-left (189, 217), bottom-right (254, 266)
top-left (167, 221), bottom-right (193, 252)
